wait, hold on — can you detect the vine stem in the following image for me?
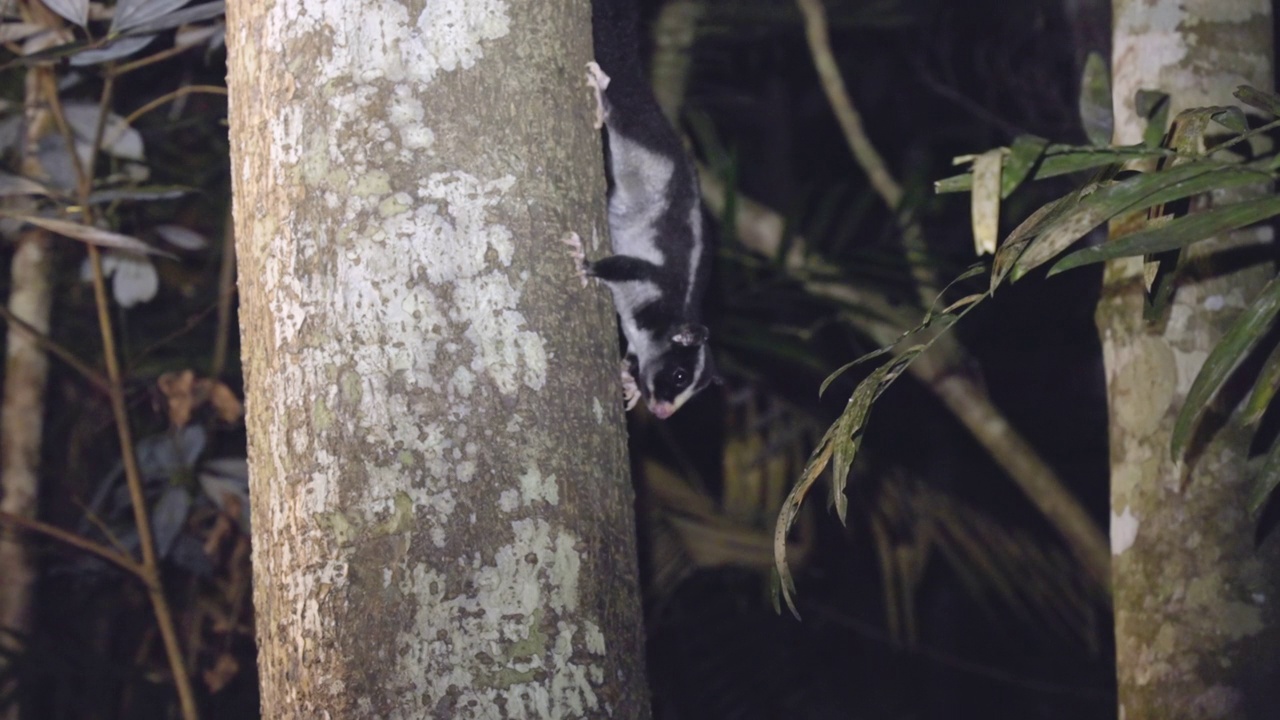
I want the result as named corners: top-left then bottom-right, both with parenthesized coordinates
top-left (46, 64), bottom-right (202, 720)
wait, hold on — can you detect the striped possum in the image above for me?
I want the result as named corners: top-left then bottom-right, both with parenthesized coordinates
top-left (562, 0), bottom-right (716, 419)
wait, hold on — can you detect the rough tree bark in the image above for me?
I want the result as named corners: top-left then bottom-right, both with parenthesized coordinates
top-left (226, 0), bottom-right (650, 717)
top-left (1101, 1), bottom-right (1280, 717)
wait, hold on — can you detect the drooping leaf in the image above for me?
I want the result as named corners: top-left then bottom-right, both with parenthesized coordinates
top-left (135, 425), bottom-right (208, 483)
top-left (120, 0), bottom-right (224, 36)
top-left (69, 35), bottom-right (156, 66)
top-left (87, 185), bottom-right (193, 204)
top-left (1234, 85), bottom-right (1280, 118)
top-left (774, 431), bottom-right (832, 619)
top-left (39, 0), bottom-right (88, 26)
top-left (167, 534), bottom-right (214, 576)
top-left (174, 20), bottom-right (221, 49)
top-left (1250, 436), bottom-right (1280, 516)
top-left (0, 22), bottom-right (45, 43)
top-left (1136, 89), bottom-right (1171, 149)
top-left (155, 223), bottom-right (208, 250)
top-left (1049, 194), bottom-right (1280, 275)
top-left (152, 486), bottom-right (193, 558)
top-left (991, 192), bottom-right (1080, 289)
top-left (777, 342), bottom-right (933, 619)
top-left (199, 457), bottom-right (249, 528)
top-left (1243, 341), bottom-right (1280, 426)
top-left (1001, 135), bottom-right (1050, 198)
top-left (1011, 163), bottom-right (1272, 281)
top-left (111, 0), bottom-right (192, 34)
top-left (6, 214), bottom-right (175, 257)
top-left (970, 148), bottom-right (1003, 255)
top-left (1172, 276), bottom-right (1280, 458)
top-left (1211, 106), bottom-right (1248, 135)
top-left (12, 36), bottom-right (90, 64)
top-left (62, 103), bottom-right (145, 160)
top-left (935, 144), bottom-right (1164, 194)
top-left (0, 172), bottom-right (51, 197)
top-left (104, 251), bottom-right (159, 307)
top-left (1078, 52), bottom-right (1113, 146)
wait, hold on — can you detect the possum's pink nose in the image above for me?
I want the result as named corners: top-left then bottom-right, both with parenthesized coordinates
top-left (649, 401), bottom-right (675, 419)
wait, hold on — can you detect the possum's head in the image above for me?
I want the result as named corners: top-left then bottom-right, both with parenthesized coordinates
top-left (640, 323), bottom-right (717, 419)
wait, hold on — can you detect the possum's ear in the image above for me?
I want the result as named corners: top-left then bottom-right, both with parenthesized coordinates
top-left (671, 324), bottom-right (708, 346)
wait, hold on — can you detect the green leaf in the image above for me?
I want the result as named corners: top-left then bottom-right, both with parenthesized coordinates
top-left (68, 35), bottom-right (157, 66)
top-left (1249, 436), bottom-right (1280, 516)
top-left (1001, 135), bottom-right (1050, 197)
top-left (0, 214), bottom-right (176, 258)
top-left (1136, 90), bottom-right (1170, 149)
top-left (87, 185), bottom-right (195, 204)
top-left (1079, 52), bottom-right (1113, 146)
top-left (935, 144), bottom-right (1165, 194)
top-left (818, 349), bottom-right (886, 398)
top-left (1242, 341), bottom-right (1280, 426)
top-left (970, 148), bottom-right (1003, 255)
top-left (991, 191), bottom-right (1082, 289)
top-left (1049, 194), bottom-right (1280, 275)
top-left (1035, 145), bottom-right (1166, 178)
top-left (1011, 163), bottom-right (1272, 281)
top-left (119, 1), bottom-right (225, 36)
top-left (1172, 276), bottom-right (1280, 457)
top-left (1234, 85), bottom-right (1280, 118)
top-left (1211, 106), bottom-right (1248, 134)
top-left (112, 0), bottom-right (194, 35)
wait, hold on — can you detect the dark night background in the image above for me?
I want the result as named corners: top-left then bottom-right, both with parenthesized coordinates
top-left (5, 0), bottom-right (1260, 717)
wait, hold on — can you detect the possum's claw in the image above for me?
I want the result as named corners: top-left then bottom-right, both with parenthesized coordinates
top-left (586, 61), bottom-right (611, 130)
top-left (560, 232), bottom-right (590, 288)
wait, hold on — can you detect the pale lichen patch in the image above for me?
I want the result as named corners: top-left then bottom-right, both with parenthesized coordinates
top-left (393, 520), bottom-right (601, 719)
top-left (1112, 505), bottom-right (1140, 555)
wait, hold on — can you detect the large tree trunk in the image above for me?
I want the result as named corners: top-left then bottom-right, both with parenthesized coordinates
top-left (226, 1), bottom-right (651, 717)
top-left (1101, 1), bottom-right (1280, 717)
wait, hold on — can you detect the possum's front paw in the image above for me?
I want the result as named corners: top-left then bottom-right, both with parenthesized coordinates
top-left (620, 359), bottom-right (640, 411)
top-left (585, 61), bottom-right (611, 130)
top-left (559, 232), bottom-right (590, 288)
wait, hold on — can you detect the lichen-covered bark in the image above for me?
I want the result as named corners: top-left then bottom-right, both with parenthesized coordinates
top-left (1101, 1), bottom-right (1280, 717)
top-left (226, 0), bottom-right (649, 717)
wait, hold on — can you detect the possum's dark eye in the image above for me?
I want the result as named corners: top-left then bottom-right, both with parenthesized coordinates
top-left (671, 368), bottom-right (690, 389)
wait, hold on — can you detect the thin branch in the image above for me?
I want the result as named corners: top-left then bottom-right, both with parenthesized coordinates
top-left (0, 302), bottom-right (111, 392)
top-left (795, 0), bottom-right (901, 209)
top-left (60, 70), bottom-right (201, 720)
top-left (122, 84), bottom-right (228, 128)
top-left (130, 299), bottom-right (219, 367)
top-left (0, 511), bottom-right (144, 577)
top-left (795, 0), bottom-right (937, 303)
top-left (113, 44), bottom-right (202, 77)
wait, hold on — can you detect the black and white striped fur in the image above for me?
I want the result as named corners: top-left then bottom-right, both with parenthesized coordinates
top-left (567, 0), bottom-right (715, 419)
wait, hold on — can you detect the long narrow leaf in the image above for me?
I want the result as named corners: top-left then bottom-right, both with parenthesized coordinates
top-left (1242, 341), bottom-right (1280, 426)
top-left (1235, 86), bottom-right (1280, 118)
top-left (935, 144), bottom-right (1166, 194)
top-left (121, 1), bottom-right (224, 36)
top-left (1249, 436), bottom-right (1280, 516)
top-left (970, 148), bottom-right (1003, 255)
top-left (1001, 135), bottom-right (1050, 198)
top-left (69, 35), bottom-right (156, 66)
top-left (3, 214), bottom-right (176, 258)
top-left (112, 0), bottom-right (192, 34)
top-left (1172, 276), bottom-right (1280, 457)
top-left (1012, 164), bottom-right (1272, 280)
top-left (1049, 195), bottom-right (1280, 275)
top-left (40, 0), bottom-right (88, 26)
top-left (1079, 52), bottom-right (1112, 146)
